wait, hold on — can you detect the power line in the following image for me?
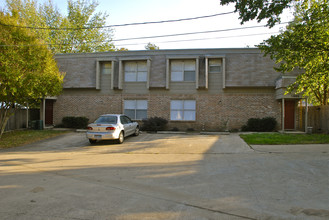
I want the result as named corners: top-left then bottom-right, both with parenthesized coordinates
top-left (0, 30), bottom-right (283, 47)
top-left (115, 32), bottom-right (281, 47)
top-left (112, 11), bottom-right (235, 28)
top-left (113, 22), bottom-right (288, 42)
top-left (0, 22), bottom-right (288, 47)
top-left (0, 11), bottom-right (234, 30)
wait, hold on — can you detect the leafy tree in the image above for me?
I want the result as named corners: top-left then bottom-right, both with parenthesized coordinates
top-left (4, 0), bottom-right (115, 53)
top-left (258, 0), bottom-right (329, 105)
top-left (145, 42), bottom-right (159, 50)
top-left (116, 47), bottom-right (129, 51)
top-left (0, 11), bottom-right (64, 137)
top-left (220, 0), bottom-right (300, 27)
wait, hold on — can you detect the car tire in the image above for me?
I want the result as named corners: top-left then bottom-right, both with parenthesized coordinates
top-left (117, 131), bottom-right (124, 144)
top-left (89, 139), bottom-right (97, 144)
top-left (134, 127), bottom-right (140, 136)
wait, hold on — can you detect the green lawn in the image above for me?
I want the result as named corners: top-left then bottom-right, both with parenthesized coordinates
top-left (0, 130), bottom-right (70, 149)
top-left (240, 133), bottom-right (329, 145)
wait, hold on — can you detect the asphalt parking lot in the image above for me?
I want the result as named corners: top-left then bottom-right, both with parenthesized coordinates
top-left (0, 132), bottom-right (328, 220)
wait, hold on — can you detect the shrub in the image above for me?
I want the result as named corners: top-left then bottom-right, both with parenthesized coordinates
top-left (246, 118), bottom-right (262, 131)
top-left (242, 117), bottom-right (277, 132)
top-left (241, 125), bottom-right (248, 132)
top-left (62, 116), bottom-right (89, 129)
top-left (141, 117), bottom-right (168, 132)
top-left (261, 117), bottom-right (277, 132)
top-left (229, 128), bottom-right (239, 133)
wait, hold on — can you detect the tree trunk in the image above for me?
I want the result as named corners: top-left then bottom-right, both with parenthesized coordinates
top-left (0, 108), bottom-right (15, 139)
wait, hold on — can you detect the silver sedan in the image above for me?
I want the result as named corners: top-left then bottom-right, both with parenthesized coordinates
top-left (86, 114), bottom-right (139, 144)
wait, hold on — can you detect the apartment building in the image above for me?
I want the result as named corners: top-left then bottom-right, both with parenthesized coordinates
top-left (41, 48), bottom-right (305, 131)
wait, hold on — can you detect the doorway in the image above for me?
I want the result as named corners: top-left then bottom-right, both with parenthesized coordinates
top-left (45, 99), bottom-right (54, 125)
top-left (284, 100), bottom-right (295, 130)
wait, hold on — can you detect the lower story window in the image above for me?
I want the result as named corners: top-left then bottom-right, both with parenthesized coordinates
top-left (124, 100), bottom-right (148, 120)
top-left (170, 100), bottom-right (196, 121)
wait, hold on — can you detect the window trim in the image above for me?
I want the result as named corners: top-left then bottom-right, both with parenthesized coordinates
top-left (124, 61), bottom-right (148, 82)
top-left (170, 60), bottom-right (196, 82)
top-left (208, 59), bottom-right (222, 74)
top-left (170, 100), bottom-right (196, 121)
top-left (124, 100), bottom-right (148, 120)
top-left (101, 62), bottom-right (112, 75)
top-left (205, 55), bottom-right (226, 89)
top-left (118, 58), bottom-right (151, 89)
top-left (96, 59), bottom-right (116, 90)
top-left (166, 56), bottom-right (199, 89)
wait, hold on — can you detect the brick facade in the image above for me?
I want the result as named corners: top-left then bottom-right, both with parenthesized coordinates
top-left (51, 48), bottom-right (302, 131)
top-left (53, 93), bottom-right (281, 131)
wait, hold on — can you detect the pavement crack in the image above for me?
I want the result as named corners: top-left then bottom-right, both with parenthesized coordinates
top-left (183, 203), bottom-right (257, 220)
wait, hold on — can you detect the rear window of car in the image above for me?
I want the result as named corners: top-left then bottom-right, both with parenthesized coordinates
top-left (95, 116), bottom-right (117, 124)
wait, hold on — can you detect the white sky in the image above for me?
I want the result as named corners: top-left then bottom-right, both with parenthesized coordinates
top-left (1, 0), bottom-right (295, 50)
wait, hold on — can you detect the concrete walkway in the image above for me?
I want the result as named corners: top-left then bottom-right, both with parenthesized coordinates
top-left (252, 144), bottom-right (329, 153)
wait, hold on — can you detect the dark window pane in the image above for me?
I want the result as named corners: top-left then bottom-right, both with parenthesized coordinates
top-left (184, 71), bottom-right (195, 81)
top-left (209, 66), bottom-right (221, 73)
top-left (136, 110), bottom-right (147, 120)
top-left (95, 116), bottom-right (117, 124)
top-left (124, 110), bottom-right (135, 120)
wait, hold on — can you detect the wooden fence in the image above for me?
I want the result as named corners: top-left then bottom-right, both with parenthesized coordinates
top-left (304, 106), bottom-right (329, 134)
top-left (4, 109), bottom-right (39, 132)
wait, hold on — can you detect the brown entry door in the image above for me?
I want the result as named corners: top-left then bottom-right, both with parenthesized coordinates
top-left (45, 99), bottom-right (54, 125)
top-left (284, 100), bottom-right (295, 130)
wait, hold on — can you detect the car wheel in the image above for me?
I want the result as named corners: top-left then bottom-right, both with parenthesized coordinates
top-left (134, 127), bottom-right (140, 136)
top-left (89, 139), bottom-right (97, 144)
top-left (117, 131), bottom-right (124, 144)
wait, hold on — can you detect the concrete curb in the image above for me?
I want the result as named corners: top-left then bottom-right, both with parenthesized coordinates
top-left (251, 144), bottom-right (329, 153)
top-left (156, 131), bottom-right (187, 134)
top-left (52, 128), bottom-right (75, 131)
top-left (200, 132), bottom-right (230, 135)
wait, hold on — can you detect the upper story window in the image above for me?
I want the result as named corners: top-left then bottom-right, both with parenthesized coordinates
top-left (101, 62), bottom-right (112, 75)
top-left (171, 60), bottom-right (196, 82)
top-left (208, 58), bottom-right (222, 73)
top-left (124, 61), bottom-right (147, 82)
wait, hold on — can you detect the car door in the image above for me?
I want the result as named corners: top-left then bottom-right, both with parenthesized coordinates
top-left (120, 116), bottom-right (133, 136)
top-left (126, 116), bottom-right (136, 136)
top-left (124, 116), bottom-right (136, 136)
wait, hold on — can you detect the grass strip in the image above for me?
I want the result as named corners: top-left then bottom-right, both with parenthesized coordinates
top-left (0, 130), bottom-right (70, 149)
top-left (240, 133), bottom-right (329, 145)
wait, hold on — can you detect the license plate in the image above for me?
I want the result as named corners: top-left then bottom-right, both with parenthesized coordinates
top-left (94, 135), bottom-right (102, 138)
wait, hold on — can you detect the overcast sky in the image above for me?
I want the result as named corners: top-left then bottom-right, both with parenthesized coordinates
top-left (1, 0), bottom-right (294, 50)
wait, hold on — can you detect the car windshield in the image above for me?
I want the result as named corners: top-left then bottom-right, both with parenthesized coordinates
top-left (94, 116), bottom-right (117, 124)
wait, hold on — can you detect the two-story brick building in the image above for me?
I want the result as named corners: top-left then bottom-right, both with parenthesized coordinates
top-left (41, 48), bottom-right (306, 131)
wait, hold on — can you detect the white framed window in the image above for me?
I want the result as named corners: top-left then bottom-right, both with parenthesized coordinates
top-left (170, 100), bottom-right (196, 121)
top-left (124, 100), bottom-right (148, 120)
top-left (171, 60), bottom-right (196, 82)
top-left (124, 61), bottom-right (147, 82)
top-left (101, 62), bottom-right (112, 75)
top-left (208, 58), bottom-right (222, 73)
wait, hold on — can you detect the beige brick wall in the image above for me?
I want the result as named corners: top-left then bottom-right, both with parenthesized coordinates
top-left (53, 49), bottom-right (287, 131)
top-left (53, 95), bottom-right (123, 124)
top-left (54, 92), bottom-right (281, 131)
top-left (56, 48), bottom-right (285, 91)
top-left (225, 53), bottom-right (280, 87)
